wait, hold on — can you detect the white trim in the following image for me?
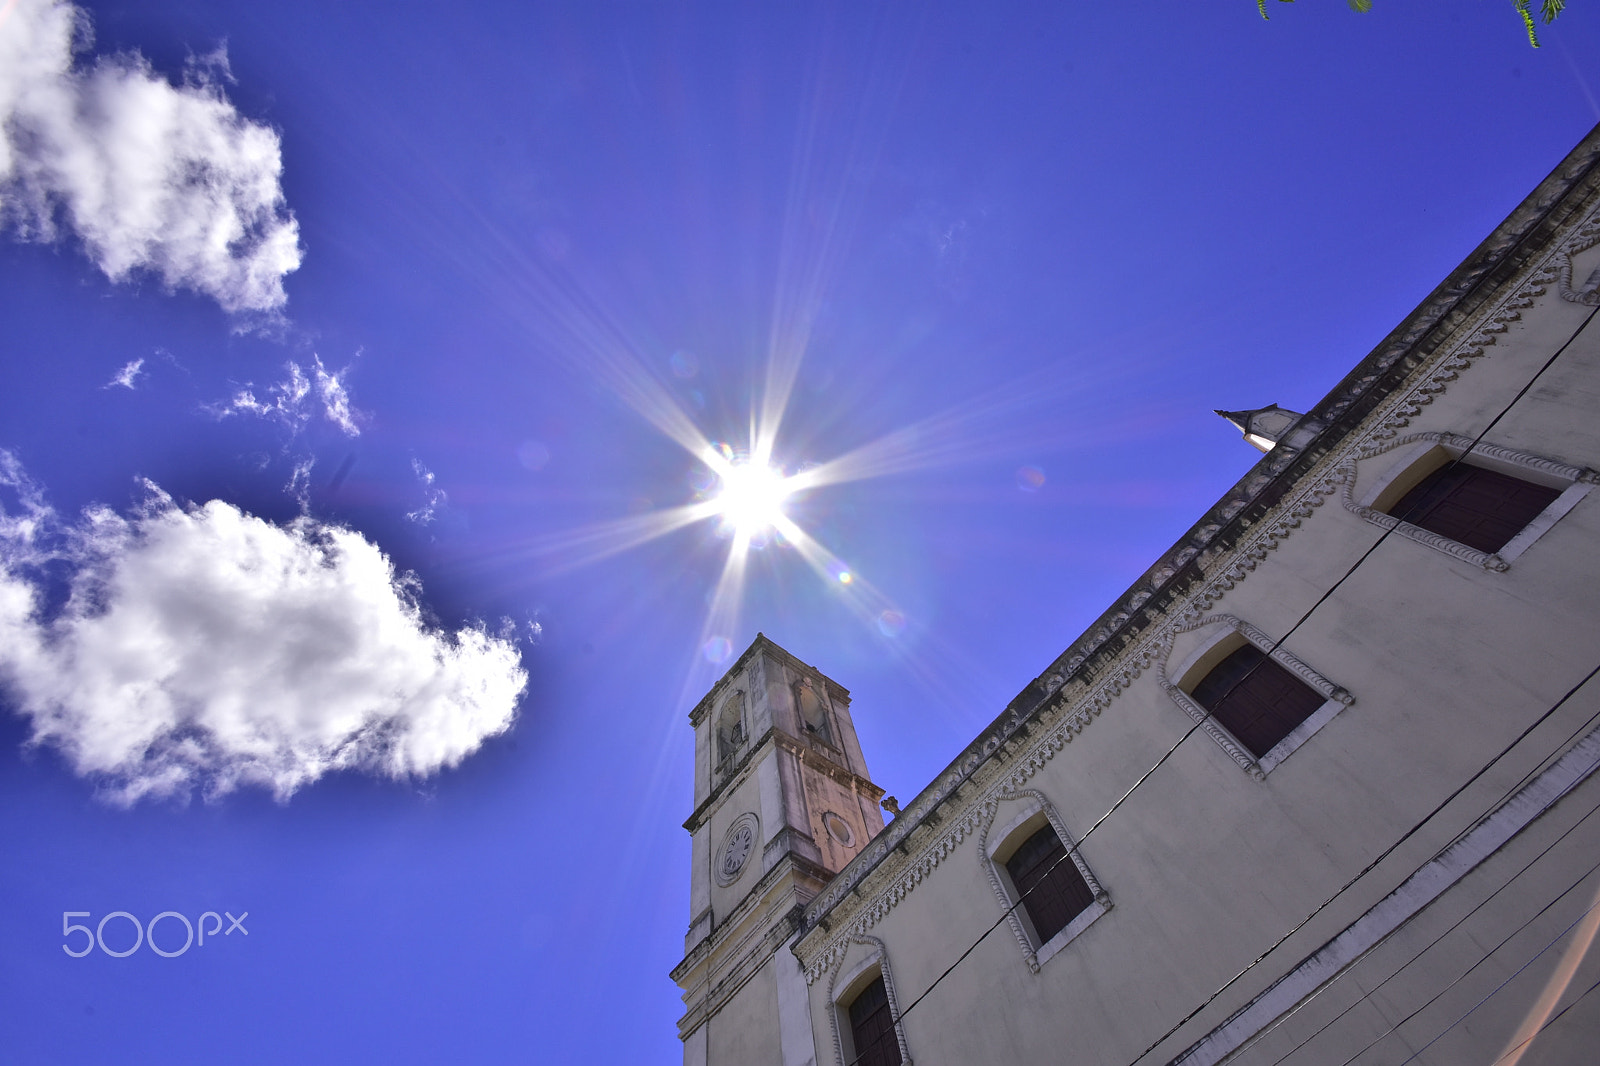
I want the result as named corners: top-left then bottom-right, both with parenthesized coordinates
top-left (1497, 481), bottom-right (1592, 563)
top-left (1034, 898), bottom-right (1112, 967)
top-left (1341, 432), bottom-right (1597, 572)
top-left (1164, 617), bottom-right (1354, 780)
top-left (977, 789), bottom-right (1111, 973)
top-left (986, 796), bottom-right (1049, 861)
top-left (1356, 441), bottom-right (1448, 512)
top-left (826, 936), bottom-right (913, 1066)
top-left (1168, 722), bottom-right (1600, 1066)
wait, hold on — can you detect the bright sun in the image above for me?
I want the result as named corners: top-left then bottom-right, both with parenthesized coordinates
top-left (711, 459), bottom-right (794, 536)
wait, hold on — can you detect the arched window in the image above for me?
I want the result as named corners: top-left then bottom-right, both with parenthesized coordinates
top-left (1386, 462), bottom-right (1560, 554)
top-left (1004, 825), bottom-right (1096, 945)
top-left (846, 976), bottom-right (902, 1066)
top-left (827, 937), bottom-right (911, 1066)
top-left (794, 678), bottom-right (834, 747)
top-left (1190, 644), bottom-right (1326, 761)
top-left (715, 691), bottom-right (746, 768)
top-left (1341, 432), bottom-right (1595, 570)
top-left (979, 790), bottom-right (1110, 972)
top-left (1163, 616), bottom-right (1354, 778)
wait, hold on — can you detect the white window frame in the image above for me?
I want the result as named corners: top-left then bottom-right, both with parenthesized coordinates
top-left (1340, 431), bottom-right (1596, 571)
top-left (977, 789), bottom-right (1110, 973)
top-left (826, 935), bottom-right (913, 1066)
top-left (1163, 616), bottom-right (1354, 779)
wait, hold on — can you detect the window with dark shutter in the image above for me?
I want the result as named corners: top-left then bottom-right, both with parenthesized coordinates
top-left (1004, 826), bottom-right (1095, 945)
top-left (1191, 645), bottom-right (1325, 760)
top-left (1388, 463), bottom-right (1559, 554)
top-left (847, 976), bottom-right (902, 1066)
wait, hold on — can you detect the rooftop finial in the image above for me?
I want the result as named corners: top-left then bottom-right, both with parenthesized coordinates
top-left (1216, 403), bottom-right (1304, 452)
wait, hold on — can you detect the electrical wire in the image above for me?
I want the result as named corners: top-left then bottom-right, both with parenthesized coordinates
top-left (1240, 714), bottom-right (1600, 1065)
top-left (1257, 804), bottom-right (1600, 1066)
top-left (831, 283), bottom-right (1599, 1066)
top-left (1391, 889), bottom-right (1600, 1066)
top-left (1487, 973), bottom-right (1600, 1066)
top-left (1124, 660), bottom-right (1600, 1066)
top-left (1109, 302), bottom-right (1600, 1066)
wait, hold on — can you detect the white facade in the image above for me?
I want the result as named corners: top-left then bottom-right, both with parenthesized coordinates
top-left (674, 126), bottom-right (1600, 1065)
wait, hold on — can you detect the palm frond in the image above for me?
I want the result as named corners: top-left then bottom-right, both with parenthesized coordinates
top-left (1516, 0), bottom-right (1542, 47)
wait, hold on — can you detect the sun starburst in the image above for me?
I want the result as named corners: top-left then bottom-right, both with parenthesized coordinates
top-left (704, 450), bottom-right (796, 539)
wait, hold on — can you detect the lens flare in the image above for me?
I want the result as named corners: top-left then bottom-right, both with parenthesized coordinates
top-left (711, 459), bottom-right (794, 537)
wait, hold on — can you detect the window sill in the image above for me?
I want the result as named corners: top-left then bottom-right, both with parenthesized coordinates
top-left (1033, 893), bottom-right (1111, 971)
top-left (1256, 695), bottom-right (1351, 775)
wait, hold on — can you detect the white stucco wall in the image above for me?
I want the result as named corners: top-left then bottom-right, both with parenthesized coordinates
top-left (789, 145), bottom-right (1600, 1066)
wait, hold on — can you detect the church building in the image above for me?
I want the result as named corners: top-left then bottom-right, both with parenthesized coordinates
top-left (672, 125), bottom-right (1600, 1065)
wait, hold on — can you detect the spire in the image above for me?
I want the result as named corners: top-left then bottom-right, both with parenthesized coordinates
top-left (1215, 403), bottom-right (1305, 453)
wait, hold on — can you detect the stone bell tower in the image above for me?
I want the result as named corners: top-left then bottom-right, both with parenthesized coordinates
top-left (671, 634), bottom-right (887, 1066)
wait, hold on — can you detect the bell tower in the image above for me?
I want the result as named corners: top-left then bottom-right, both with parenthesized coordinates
top-left (671, 634), bottom-right (887, 1066)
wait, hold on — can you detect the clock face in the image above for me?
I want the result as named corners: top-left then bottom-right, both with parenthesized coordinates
top-left (721, 825), bottom-right (754, 879)
top-left (715, 812), bottom-right (760, 886)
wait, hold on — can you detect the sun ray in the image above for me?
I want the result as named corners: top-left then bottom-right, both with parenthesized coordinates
top-left (474, 500), bottom-right (724, 578)
top-left (786, 361), bottom-right (1117, 494)
top-left (771, 515), bottom-right (1020, 734)
top-left (753, 12), bottom-right (911, 471)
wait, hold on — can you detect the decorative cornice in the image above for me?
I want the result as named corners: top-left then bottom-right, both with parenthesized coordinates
top-left (688, 633), bottom-right (853, 726)
top-left (792, 147), bottom-right (1600, 976)
top-left (1555, 213), bottom-right (1600, 304)
top-left (773, 731), bottom-right (885, 800)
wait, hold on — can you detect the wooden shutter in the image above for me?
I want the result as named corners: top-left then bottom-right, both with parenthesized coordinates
top-left (1389, 463), bottom-right (1559, 554)
top-left (1005, 826), bottom-right (1095, 945)
top-left (1191, 645), bottom-right (1325, 759)
top-left (847, 976), bottom-right (902, 1066)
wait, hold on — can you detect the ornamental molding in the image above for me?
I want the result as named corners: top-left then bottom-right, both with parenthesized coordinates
top-left (1159, 615), bottom-right (1354, 780)
top-left (1555, 213), bottom-right (1600, 305)
top-left (1337, 431), bottom-right (1598, 572)
top-left (974, 788), bottom-right (1106, 975)
top-left (824, 934), bottom-right (913, 1066)
top-left (796, 194), bottom-right (1600, 977)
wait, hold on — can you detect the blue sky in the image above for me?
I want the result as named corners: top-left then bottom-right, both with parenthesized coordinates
top-left (1, 2), bottom-right (1597, 1062)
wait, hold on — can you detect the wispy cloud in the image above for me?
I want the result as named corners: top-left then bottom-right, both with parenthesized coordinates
top-left (0, 453), bottom-right (526, 805)
top-left (285, 456), bottom-right (315, 507)
top-left (0, 0), bottom-right (302, 313)
top-left (103, 357), bottom-right (144, 390)
top-left (313, 360), bottom-right (359, 436)
top-left (406, 459), bottom-right (446, 525)
top-left (208, 356), bottom-right (363, 437)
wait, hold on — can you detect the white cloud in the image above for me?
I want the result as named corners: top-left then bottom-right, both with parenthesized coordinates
top-left (209, 356), bottom-right (362, 437)
top-left (406, 458), bottom-right (446, 525)
top-left (0, 0), bottom-right (301, 313)
top-left (310, 358), bottom-right (359, 436)
top-left (104, 356), bottom-right (144, 389)
top-left (0, 456), bottom-right (526, 804)
top-left (285, 455), bottom-right (314, 507)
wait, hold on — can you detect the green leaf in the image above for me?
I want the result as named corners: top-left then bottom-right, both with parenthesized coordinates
top-left (1541, 0), bottom-right (1565, 23)
top-left (1516, 0), bottom-right (1542, 47)
top-left (1347, 0), bottom-right (1373, 11)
